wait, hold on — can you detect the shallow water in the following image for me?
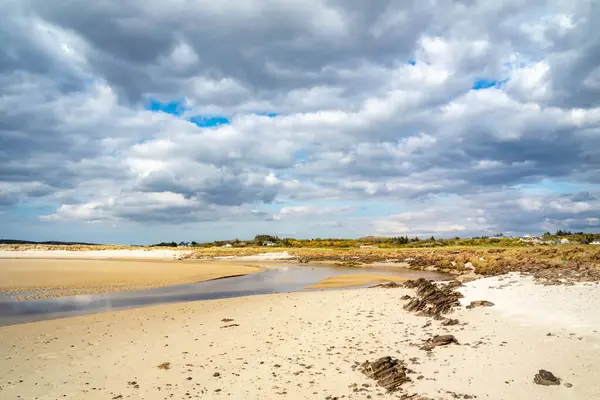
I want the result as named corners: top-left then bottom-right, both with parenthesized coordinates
top-left (0, 264), bottom-right (448, 326)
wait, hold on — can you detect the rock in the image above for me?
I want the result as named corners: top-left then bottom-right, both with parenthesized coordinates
top-left (402, 278), bottom-right (462, 317)
top-left (441, 318), bottom-right (459, 326)
top-left (420, 335), bottom-right (459, 351)
top-left (359, 356), bottom-right (410, 392)
top-left (213, 372), bottom-right (221, 378)
top-left (431, 335), bottom-right (459, 346)
top-left (464, 262), bottom-right (475, 271)
top-left (466, 300), bottom-right (495, 309)
top-left (534, 369), bottom-right (560, 386)
top-left (400, 294), bottom-right (412, 300)
top-left (371, 281), bottom-right (402, 289)
top-left (419, 344), bottom-right (435, 352)
top-left (564, 382), bottom-right (573, 388)
top-left (424, 266), bottom-right (438, 272)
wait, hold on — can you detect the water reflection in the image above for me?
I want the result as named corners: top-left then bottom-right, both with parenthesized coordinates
top-left (0, 265), bottom-right (448, 326)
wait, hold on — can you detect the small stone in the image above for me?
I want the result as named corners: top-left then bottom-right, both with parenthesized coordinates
top-left (466, 300), bottom-right (495, 309)
top-left (431, 335), bottom-right (459, 346)
top-left (534, 369), bottom-right (560, 386)
top-left (564, 382), bottom-right (573, 388)
top-left (213, 372), bottom-right (221, 378)
top-left (441, 318), bottom-right (459, 326)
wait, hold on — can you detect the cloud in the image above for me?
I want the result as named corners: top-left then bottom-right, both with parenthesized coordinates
top-left (1, 0), bottom-right (600, 243)
top-left (274, 205), bottom-right (353, 220)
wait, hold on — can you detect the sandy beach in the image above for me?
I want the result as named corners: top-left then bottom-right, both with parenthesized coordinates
top-left (1, 273), bottom-right (598, 399)
top-left (306, 273), bottom-right (410, 289)
top-left (0, 258), bottom-right (262, 300)
top-left (0, 249), bottom-right (193, 260)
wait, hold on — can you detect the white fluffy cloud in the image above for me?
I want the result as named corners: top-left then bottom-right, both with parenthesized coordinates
top-left (1, 0), bottom-right (600, 243)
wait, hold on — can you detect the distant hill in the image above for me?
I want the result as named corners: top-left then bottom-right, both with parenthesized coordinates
top-left (0, 239), bottom-right (99, 246)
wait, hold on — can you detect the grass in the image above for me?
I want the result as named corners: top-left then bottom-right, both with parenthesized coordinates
top-left (4, 243), bottom-right (599, 280)
top-left (190, 245), bottom-right (600, 279)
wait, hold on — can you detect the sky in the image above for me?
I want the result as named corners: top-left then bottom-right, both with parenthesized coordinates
top-left (1, 0), bottom-right (600, 245)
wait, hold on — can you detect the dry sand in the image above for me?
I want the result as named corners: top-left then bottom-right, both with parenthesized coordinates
top-left (305, 273), bottom-right (409, 289)
top-left (0, 274), bottom-right (598, 399)
top-left (0, 249), bottom-right (192, 260)
top-left (0, 258), bottom-right (262, 299)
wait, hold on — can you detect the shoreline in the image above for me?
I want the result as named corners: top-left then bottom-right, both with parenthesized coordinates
top-left (0, 249), bottom-right (193, 260)
top-left (0, 274), bottom-right (598, 399)
top-left (0, 257), bottom-right (264, 300)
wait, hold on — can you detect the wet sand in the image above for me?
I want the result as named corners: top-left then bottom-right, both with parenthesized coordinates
top-left (0, 274), bottom-right (598, 399)
top-left (0, 258), bottom-right (262, 299)
top-left (305, 273), bottom-right (409, 289)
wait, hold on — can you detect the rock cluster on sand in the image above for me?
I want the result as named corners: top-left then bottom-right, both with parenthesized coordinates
top-left (403, 278), bottom-right (463, 318)
top-left (359, 356), bottom-right (410, 392)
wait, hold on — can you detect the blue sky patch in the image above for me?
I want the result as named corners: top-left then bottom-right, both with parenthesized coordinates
top-left (472, 79), bottom-right (498, 90)
top-left (255, 112), bottom-right (279, 118)
top-left (293, 149), bottom-right (309, 162)
top-left (145, 98), bottom-right (188, 116)
top-left (472, 78), bottom-right (509, 90)
top-left (188, 115), bottom-right (231, 127)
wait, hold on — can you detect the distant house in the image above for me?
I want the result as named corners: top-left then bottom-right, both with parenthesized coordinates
top-left (360, 245), bottom-right (378, 249)
top-left (559, 238), bottom-right (570, 244)
top-left (520, 234), bottom-right (541, 242)
top-left (177, 241), bottom-right (190, 247)
top-left (263, 241), bottom-right (276, 247)
top-left (590, 241), bottom-right (600, 245)
top-left (223, 243), bottom-right (233, 247)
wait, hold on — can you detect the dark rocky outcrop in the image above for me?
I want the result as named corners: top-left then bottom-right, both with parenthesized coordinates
top-left (403, 279), bottom-right (462, 317)
top-left (359, 356), bottom-right (410, 392)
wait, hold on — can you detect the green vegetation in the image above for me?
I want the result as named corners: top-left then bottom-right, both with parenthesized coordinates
top-left (180, 230), bottom-right (600, 249)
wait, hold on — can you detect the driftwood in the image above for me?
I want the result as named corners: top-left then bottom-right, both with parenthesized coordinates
top-left (360, 356), bottom-right (410, 392)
